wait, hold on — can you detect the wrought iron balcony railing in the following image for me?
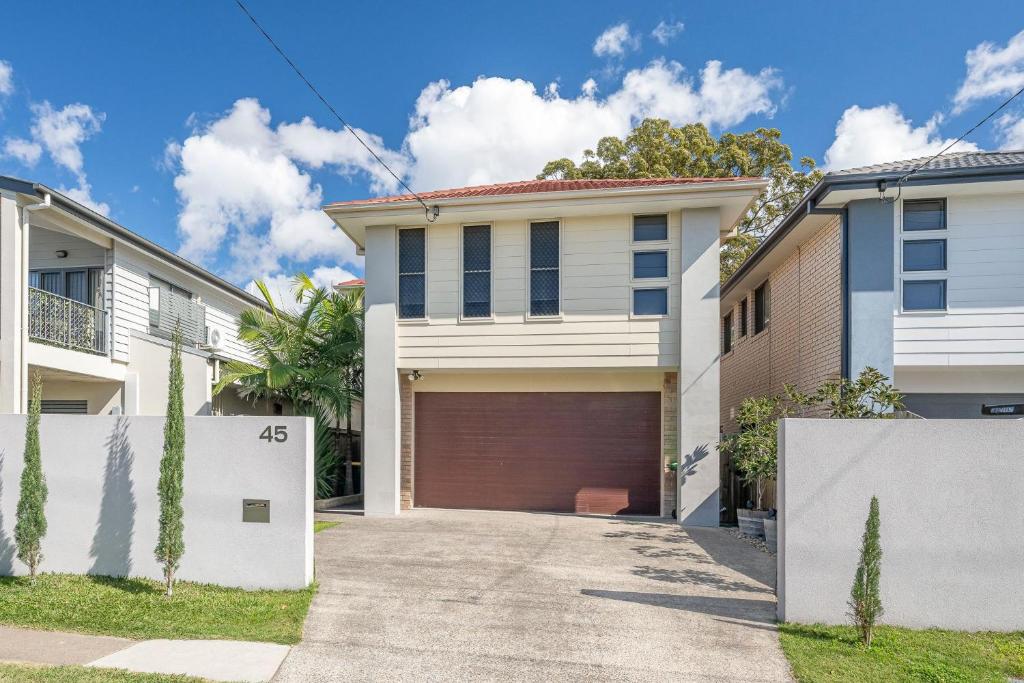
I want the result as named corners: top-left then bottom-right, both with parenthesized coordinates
top-left (28, 287), bottom-right (109, 355)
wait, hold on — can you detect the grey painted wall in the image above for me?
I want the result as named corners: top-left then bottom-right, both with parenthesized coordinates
top-left (0, 415), bottom-right (313, 589)
top-left (846, 199), bottom-right (895, 380)
top-left (902, 393), bottom-right (1024, 419)
top-left (778, 418), bottom-right (1024, 630)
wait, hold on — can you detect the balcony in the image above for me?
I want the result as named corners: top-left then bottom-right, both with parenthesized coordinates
top-left (28, 287), bottom-right (109, 355)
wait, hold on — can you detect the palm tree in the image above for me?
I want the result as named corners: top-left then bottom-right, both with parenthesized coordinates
top-left (213, 274), bottom-right (363, 497)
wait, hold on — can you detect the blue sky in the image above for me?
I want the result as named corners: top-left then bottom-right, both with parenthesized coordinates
top-left (2, 1), bottom-right (1024, 297)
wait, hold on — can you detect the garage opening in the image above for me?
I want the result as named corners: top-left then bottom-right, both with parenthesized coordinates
top-left (413, 391), bottom-right (661, 515)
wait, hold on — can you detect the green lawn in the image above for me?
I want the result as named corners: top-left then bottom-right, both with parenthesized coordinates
top-left (313, 520), bottom-right (339, 533)
top-left (0, 574), bottom-right (315, 645)
top-left (0, 663), bottom-right (204, 682)
top-left (780, 623), bottom-right (1024, 682)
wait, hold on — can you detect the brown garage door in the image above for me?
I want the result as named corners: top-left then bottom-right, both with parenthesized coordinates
top-left (414, 392), bottom-right (661, 515)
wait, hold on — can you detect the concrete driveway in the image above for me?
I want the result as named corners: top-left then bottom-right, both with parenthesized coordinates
top-left (275, 509), bottom-right (792, 682)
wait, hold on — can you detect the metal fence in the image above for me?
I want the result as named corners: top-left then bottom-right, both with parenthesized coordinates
top-left (28, 287), bottom-right (108, 355)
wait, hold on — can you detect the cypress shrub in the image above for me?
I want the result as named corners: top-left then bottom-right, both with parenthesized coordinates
top-left (14, 374), bottom-right (47, 582)
top-left (849, 495), bottom-right (883, 647)
top-left (155, 328), bottom-right (186, 596)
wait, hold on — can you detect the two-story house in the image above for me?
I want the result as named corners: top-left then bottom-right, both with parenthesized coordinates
top-left (325, 177), bottom-right (768, 523)
top-left (0, 176), bottom-right (282, 417)
top-left (721, 151), bottom-right (1024, 429)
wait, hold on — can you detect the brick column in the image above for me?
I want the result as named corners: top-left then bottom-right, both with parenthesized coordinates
top-left (662, 372), bottom-right (679, 517)
top-left (399, 373), bottom-right (413, 510)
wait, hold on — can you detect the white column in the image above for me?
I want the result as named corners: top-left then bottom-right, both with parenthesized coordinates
top-left (0, 194), bottom-right (26, 413)
top-left (123, 371), bottom-right (140, 416)
top-left (677, 207), bottom-right (721, 526)
top-left (362, 225), bottom-right (401, 516)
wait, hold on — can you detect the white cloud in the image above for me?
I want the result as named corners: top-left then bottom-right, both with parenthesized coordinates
top-left (403, 59), bottom-right (782, 189)
top-left (0, 60), bottom-right (13, 96)
top-left (593, 23), bottom-right (640, 58)
top-left (61, 182), bottom-right (110, 216)
top-left (581, 78), bottom-right (598, 97)
top-left (954, 30), bottom-right (1024, 114)
top-left (824, 104), bottom-right (979, 171)
top-left (651, 20), bottom-right (684, 45)
top-left (3, 137), bottom-right (42, 165)
top-left (166, 98), bottom-right (369, 281)
top-left (249, 266), bottom-right (358, 313)
top-left (997, 112), bottom-right (1024, 148)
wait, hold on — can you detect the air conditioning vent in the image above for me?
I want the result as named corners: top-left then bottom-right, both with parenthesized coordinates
top-left (204, 324), bottom-right (225, 352)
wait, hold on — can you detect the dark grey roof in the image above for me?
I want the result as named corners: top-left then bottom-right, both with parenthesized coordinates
top-left (830, 150), bottom-right (1024, 177)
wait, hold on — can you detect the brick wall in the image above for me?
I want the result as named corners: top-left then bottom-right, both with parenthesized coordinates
top-left (400, 373), bottom-right (413, 510)
top-left (661, 371), bottom-right (678, 517)
top-left (720, 216), bottom-right (843, 432)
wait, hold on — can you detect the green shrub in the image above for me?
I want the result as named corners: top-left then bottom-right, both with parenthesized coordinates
top-left (14, 374), bottom-right (47, 582)
top-left (850, 496), bottom-right (883, 647)
top-left (155, 328), bottom-right (185, 597)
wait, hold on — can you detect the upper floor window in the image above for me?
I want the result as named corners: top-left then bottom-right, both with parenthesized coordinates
top-left (739, 297), bottom-right (749, 337)
top-left (903, 279), bottom-right (946, 311)
top-left (633, 250), bottom-right (668, 279)
top-left (462, 225), bottom-right (491, 318)
top-left (30, 268), bottom-right (103, 307)
top-left (633, 288), bottom-right (668, 316)
top-left (903, 239), bottom-right (946, 272)
top-left (529, 221), bottom-right (560, 316)
top-left (633, 214), bottom-right (668, 242)
top-left (754, 281), bottom-right (769, 334)
top-left (903, 199), bottom-right (946, 231)
top-left (398, 228), bottom-right (426, 319)
top-left (723, 311), bottom-right (733, 354)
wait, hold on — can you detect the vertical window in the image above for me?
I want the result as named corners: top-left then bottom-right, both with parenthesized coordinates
top-left (633, 288), bottom-right (668, 316)
top-left (903, 280), bottom-right (946, 311)
top-left (723, 311), bottom-right (733, 354)
top-left (529, 221), bottom-right (559, 316)
top-left (903, 239), bottom-right (946, 272)
top-left (754, 282), bottom-right (769, 334)
top-left (739, 297), bottom-right (748, 337)
top-left (633, 250), bottom-right (668, 279)
top-left (398, 228), bottom-right (426, 319)
top-left (903, 199), bottom-right (946, 231)
top-left (633, 214), bottom-right (668, 242)
top-left (462, 225), bottom-right (491, 318)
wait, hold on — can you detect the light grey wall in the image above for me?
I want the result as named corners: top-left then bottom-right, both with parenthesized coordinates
top-left (0, 415), bottom-right (313, 590)
top-left (677, 207), bottom-right (721, 526)
top-left (847, 199), bottom-right (895, 380)
top-left (902, 393), bottom-right (1024, 419)
top-left (363, 225), bottom-right (401, 516)
top-left (778, 418), bottom-right (1024, 630)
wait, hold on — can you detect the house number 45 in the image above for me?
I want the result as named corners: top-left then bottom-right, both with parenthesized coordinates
top-left (259, 426), bottom-right (288, 443)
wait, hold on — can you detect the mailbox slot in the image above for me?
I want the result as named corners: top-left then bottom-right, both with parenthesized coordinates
top-left (242, 499), bottom-right (270, 523)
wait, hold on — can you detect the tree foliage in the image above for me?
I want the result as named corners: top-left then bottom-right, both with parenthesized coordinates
top-left (785, 367), bottom-right (904, 418)
top-left (155, 328), bottom-right (186, 597)
top-left (721, 394), bottom-right (789, 510)
top-left (850, 496), bottom-right (883, 647)
top-left (537, 118), bottom-right (823, 282)
top-left (213, 274), bottom-right (364, 498)
top-left (15, 374), bottom-right (47, 582)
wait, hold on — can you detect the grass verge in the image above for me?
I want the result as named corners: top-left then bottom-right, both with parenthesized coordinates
top-left (780, 623), bottom-right (1024, 682)
top-left (0, 574), bottom-right (315, 645)
top-left (313, 520), bottom-right (339, 533)
top-left (0, 663), bottom-right (204, 682)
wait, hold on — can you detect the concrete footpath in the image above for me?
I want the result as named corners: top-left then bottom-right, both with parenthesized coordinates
top-left (0, 625), bottom-right (290, 682)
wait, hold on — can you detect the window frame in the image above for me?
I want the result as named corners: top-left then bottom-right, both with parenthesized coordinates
top-left (397, 226), bottom-right (428, 321)
top-left (527, 219), bottom-right (562, 320)
top-left (459, 223), bottom-right (493, 321)
top-left (902, 238), bottom-right (947, 273)
top-left (753, 281), bottom-right (770, 334)
top-left (631, 249), bottom-right (670, 281)
top-left (31, 267), bottom-right (105, 307)
top-left (739, 297), bottom-right (749, 338)
top-left (723, 310), bottom-right (733, 354)
top-left (631, 286), bottom-right (669, 318)
top-left (901, 198), bottom-right (947, 232)
top-left (631, 213), bottom-right (670, 244)
top-left (901, 278), bottom-right (947, 313)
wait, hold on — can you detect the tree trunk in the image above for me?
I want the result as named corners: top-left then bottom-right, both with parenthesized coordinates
top-left (343, 404), bottom-right (355, 496)
top-left (165, 564), bottom-right (174, 597)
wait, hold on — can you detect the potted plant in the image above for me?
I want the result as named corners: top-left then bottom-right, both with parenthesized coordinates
top-left (729, 395), bottom-right (787, 539)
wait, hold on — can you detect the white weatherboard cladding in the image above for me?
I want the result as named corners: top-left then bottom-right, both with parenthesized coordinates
top-left (398, 213), bottom-right (681, 369)
top-left (895, 192), bottom-right (1024, 367)
top-left (0, 415), bottom-right (313, 589)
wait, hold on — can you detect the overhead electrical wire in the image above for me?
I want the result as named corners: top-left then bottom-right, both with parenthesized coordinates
top-left (232, 0), bottom-right (438, 221)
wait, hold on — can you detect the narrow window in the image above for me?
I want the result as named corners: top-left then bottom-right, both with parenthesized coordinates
top-left (633, 288), bottom-right (668, 316)
top-left (633, 214), bottom-right (668, 242)
top-left (529, 222), bottom-right (559, 316)
top-left (903, 239), bottom-right (946, 272)
top-left (723, 311), bottom-right (733, 354)
top-left (633, 250), bottom-right (668, 279)
top-left (462, 225), bottom-right (491, 318)
top-left (903, 199), bottom-right (946, 231)
top-left (739, 297), bottom-right (749, 337)
top-left (754, 282), bottom-right (769, 334)
top-left (398, 228), bottom-right (426, 319)
top-left (903, 280), bottom-right (946, 311)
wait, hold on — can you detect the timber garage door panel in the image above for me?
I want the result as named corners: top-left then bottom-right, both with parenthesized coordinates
top-left (414, 392), bottom-right (661, 515)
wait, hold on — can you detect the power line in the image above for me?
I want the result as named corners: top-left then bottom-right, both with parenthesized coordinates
top-left (232, 0), bottom-right (437, 220)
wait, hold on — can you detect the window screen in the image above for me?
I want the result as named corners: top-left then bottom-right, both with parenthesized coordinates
top-left (633, 288), bottom-right (668, 316)
top-left (398, 228), bottom-right (426, 319)
top-left (633, 214), bottom-right (668, 242)
top-left (754, 282), bottom-right (769, 334)
top-left (530, 222), bottom-right (559, 316)
top-left (723, 311), bottom-right (733, 354)
top-left (462, 225), bottom-right (491, 318)
top-left (903, 239), bottom-right (946, 271)
top-left (633, 250), bottom-right (668, 279)
top-left (903, 199), bottom-right (946, 231)
top-left (903, 280), bottom-right (946, 311)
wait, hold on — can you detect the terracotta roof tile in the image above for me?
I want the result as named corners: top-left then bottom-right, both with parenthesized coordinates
top-left (336, 278), bottom-right (365, 287)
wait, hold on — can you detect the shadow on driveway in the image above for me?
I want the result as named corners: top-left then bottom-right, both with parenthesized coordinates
top-left (581, 589), bottom-right (777, 624)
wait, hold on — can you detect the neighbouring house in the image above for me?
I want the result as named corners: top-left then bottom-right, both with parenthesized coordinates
top-left (324, 177), bottom-right (768, 522)
top-left (0, 176), bottom-right (284, 417)
top-left (721, 150), bottom-right (1024, 431)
